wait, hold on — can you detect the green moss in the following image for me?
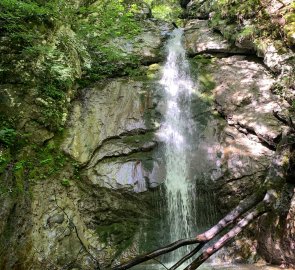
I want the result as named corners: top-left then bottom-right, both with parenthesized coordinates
top-left (61, 178), bottom-right (71, 187)
top-left (191, 56), bottom-right (216, 94)
top-left (13, 160), bottom-right (25, 193)
top-left (146, 63), bottom-right (161, 79)
top-left (144, 0), bottom-right (182, 22)
top-left (122, 132), bottom-right (154, 146)
top-left (96, 219), bottom-right (139, 256)
top-left (198, 74), bottom-right (216, 92)
top-left (28, 144), bottom-right (68, 181)
top-left (236, 24), bottom-right (256, 42)
top-left (0, 128), bottom-right (17, 147)
top-left (0, 148), bottom-right (11, 174)
top-left (209, 0), bottom-right (294, 47)
top-left (284, 12), bottom-right (295, 45)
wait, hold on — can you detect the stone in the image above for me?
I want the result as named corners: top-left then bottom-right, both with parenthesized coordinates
top-left (86, 135), bottom-right (156, 168)
top-left (87, 160), bottom-right (146, 192)
top-left (180, 0), bottom-right (191, 8)
top-left (255, 40), bottom-right (294, 73)
top-left (216, 125), bottom-right (273, 202)
top-left (184, 20), bottom-right (251, 55)
top-left (83, 133), bottom-right (159, 192)
top-left (195, 55), bottom-right (282, 146)
top-left (47, 213), bottom-right (65, 226)
top-left (109, 19), bottom-right (170, 65)
top-left (258, 189), bottom-right (295, 267)
top-left (24, 121), bottom-right (54, 145)
top-left (186, 0), bottom-right (212, 18)
top-left (62, 79), bottom-right (152, 164)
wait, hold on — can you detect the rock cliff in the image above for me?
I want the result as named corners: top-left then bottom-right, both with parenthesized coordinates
top-left (0, 0), bottom-right (294, 269)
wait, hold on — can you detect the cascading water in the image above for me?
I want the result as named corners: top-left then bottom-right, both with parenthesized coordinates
top-left (136, 27), bottom-right (221, 270)
top-left (158, 28), bottom-right (196, 263)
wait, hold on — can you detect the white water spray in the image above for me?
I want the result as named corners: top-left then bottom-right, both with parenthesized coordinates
top-left (158, 28), bottom-right (196, 262)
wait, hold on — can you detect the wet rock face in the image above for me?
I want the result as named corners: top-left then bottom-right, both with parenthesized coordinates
top-left (28, 178), bottom-right (158, 269)
top-left (24, 74), bottom-right (163, 269)
top-left (184, 20), bottom-right (252, 55)
top-left (0, 7), bottom-right (168, 266)
top-left (190, 54), bottom-right (277, 205)
top-left (62, 78), bottom-right (161, 192)
top-left (210, 56), bottom-right (281, 148)
top-left (257, 189), bottom-right (295, 267)
top-left (62, 79), bottom-right (148, 164)
top-left (112, 19), bottom-right (171, 65)
top-left (185, 11), bottom-right (295, 266)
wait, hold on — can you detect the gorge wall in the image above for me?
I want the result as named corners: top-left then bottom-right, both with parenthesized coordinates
top-left (0, 0), bottom-right (294, 269)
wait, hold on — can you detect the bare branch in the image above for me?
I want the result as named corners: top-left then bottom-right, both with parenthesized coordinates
top-left (112, 238), bottom-right (198, 270)
top-left (184, 190), bottom-right (277, 270)
top-left (168, 243), bottom-right (205, 270)
top-left (111, 189), bottom-right (266, 270)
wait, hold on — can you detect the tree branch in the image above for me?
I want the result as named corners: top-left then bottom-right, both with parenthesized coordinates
top-left (112, 238), bottom-right (198, 270)
top-left (184, 190), bottom-right (277, 270)
top-left (111, 190), bottom-right (266, 270)
top-left (168, 243), bottom-right (205, 270)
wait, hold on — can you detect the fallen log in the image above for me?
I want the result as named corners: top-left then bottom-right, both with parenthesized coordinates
top-left (185, 190), bottom-right (277, 270)
top-left (111, 189), bottom-right (267, 270)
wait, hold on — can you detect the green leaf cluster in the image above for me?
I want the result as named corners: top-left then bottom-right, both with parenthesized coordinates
top-left (143, 0), bottom-right (182, 22)
top-left (0, 128), bottom-right (17, 147)
top-left (75, 0), bottom-right (143, 82)
top-left (210, 0), bottom-right (295, 45)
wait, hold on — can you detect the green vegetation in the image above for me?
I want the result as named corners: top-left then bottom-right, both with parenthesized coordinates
top-left (283, 2), bottom-right (295, 45)
top-left (0, 128), bottom-right (17, 147)
top-left (61, 178), bottom-right (71, 187)
top-left (191, 55), bottom-right (216, 94)
top-left (28, 142), bottom-right (69, 181)
top-left (0, 0), bottom-right (151, 194)
top-left (0, 0), bottom-right (146, 132)
top-left (96, 220), bottom-right (138, 255)
top-left (75, 0), bottom-right (143, 83)
top-left (144, 0), bottom-right (182, 22)
top-left (209, 0), bottom-right (295, 46)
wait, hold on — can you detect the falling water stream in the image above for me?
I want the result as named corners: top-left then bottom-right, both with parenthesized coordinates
top-left (158, 28), bottom-right (195, 263)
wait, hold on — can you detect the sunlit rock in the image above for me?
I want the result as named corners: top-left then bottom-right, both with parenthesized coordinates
top-left (184, 20), bottom-right (251, 55)
top-left (85, 159), bottom-right (160, 192)
top-left (197, 55), bottom-right (282, 146)
top-left (110, 19), bottom-right (170, 64)
top-left (62, 79), bottom-right (151, 164)
top-left (255, 40), bottom-right (294, 73)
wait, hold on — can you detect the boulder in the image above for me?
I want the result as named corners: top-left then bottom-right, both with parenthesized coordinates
top-left (62, 79), bottom-right (153, 164)
top-left (200, 56), bottom-right (282, 147)
top-left (184, 20), bottom-right (251, 55)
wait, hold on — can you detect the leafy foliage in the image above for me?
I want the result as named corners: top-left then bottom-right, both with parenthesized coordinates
top-left (0, 0), bottom-right (149, 186)
top-left (0, 128), bottom-right (17, 147)
top-left (210, 0), bottom-right (295, 45)
top-left (75, 0), bottom-right (142, 82)
top-left (0, 0), bottom-right (146, 131)
top-left (144, 0), bottom-right (182, 22)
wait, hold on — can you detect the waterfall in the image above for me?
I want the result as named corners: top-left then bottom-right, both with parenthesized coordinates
top-left (158, 28), bottom-right (196, 263)
top-left (135, 27), bottom-right (221, 270)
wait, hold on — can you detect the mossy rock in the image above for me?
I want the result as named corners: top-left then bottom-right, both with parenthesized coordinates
top-left (96, 220), bottom-right (138, 254)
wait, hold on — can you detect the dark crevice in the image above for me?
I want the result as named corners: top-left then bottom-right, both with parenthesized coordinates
top-left (86, 142), bottom-right (156, 170)
top-left (214, 100), bottom-right (277, 151)
top-left (81, 128), bottom-right (157, 169)
top-left (218, 169), bottom-right (268, 185)
top-left (187, 50), bottom-right (257, 59)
